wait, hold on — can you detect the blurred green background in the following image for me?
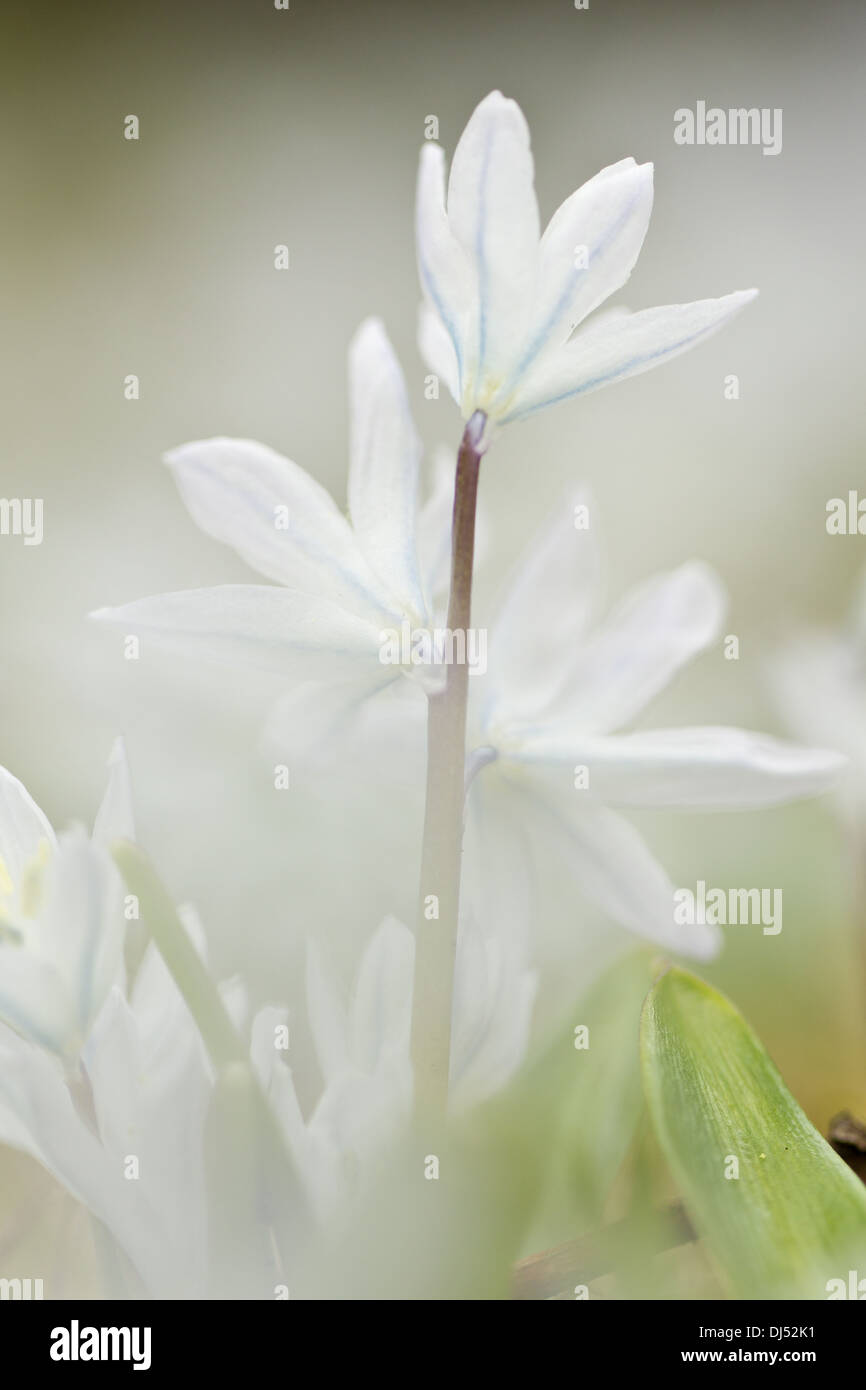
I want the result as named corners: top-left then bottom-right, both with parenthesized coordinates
top-left (1, 0), bottom-right (865, 1293)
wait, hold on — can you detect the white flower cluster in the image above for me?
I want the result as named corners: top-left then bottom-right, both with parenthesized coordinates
top-left (0, 93), bottom-right (845, 1297)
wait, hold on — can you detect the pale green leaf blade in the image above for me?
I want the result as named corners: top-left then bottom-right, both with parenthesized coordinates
top-left (641, 965), bottom-right (866, 1298)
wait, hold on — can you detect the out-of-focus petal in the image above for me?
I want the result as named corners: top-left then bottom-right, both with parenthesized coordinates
top-left (508, 726), bottom-right (847, 809)
top-left (252, 1004), bottom-right (341, 1221)
top-left (483, 493), bottom-right (601, 726)
top-left (525, 781), bottom-right (721, 960)
top-left (91, 585), bottom-right (385, 680)
top-left (305, 941), bottom-right (349, 1085)
top-left (528, 562), bottom-right (726, 736)
top-left (0, 767), bottom-right (56, 886)
top-left (449, 917), bottom-right (536, 1112)
top-left (0, 831), bottom-right (123, 1057)
top-left (347, 319), bottom-right (427, 621)
top-left (92, 737), bottom-right (135, 846)
top-left (0, 1028), bottom-right (170, 1292)
top-left (349, 917), bottom-right (414, 1075)
top-left (39, 830), bottom-right (125, 1050)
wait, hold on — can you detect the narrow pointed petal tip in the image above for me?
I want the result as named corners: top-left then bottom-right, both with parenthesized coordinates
top-left (503, 286), bottom-right (760, 423)
top-left (348, 314), bottom-right (389, 360)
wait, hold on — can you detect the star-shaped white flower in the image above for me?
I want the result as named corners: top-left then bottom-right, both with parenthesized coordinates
top-left (417, 90), bottom-right (757, 434)
top-left (0, 741), bottom-right (129, 1059)
top-left (470, 503), bottom-right (846, 959)
top-left (92, 320), bottom-right (451, 699)
top-left (252, 912), bottom-right (536, 1222)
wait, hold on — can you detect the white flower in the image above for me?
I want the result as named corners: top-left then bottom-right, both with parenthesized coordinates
top-left (417, 90), bottom-right (757, 434)
top-left (92, 320), bottom-right (453, 700)
top-left (0, 908), bottom-right (223, 1297)
top-left (252, 914), bottom-right (535, 1222)
top-left (0, 740), bottom-right (128, 1059)
top-left (470, 504), bottom-right (846, 959)
top-left (0, 742), bottom-right (225, 1296)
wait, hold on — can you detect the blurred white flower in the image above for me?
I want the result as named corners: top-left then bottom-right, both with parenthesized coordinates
top-left (0, 908), bottom-right (229, 1297)
top-left (774, 570), bottom-right (866, 826)
top-left (252, 914), bottom-right (535, 1221)
top-left (417, 90), bottom-right (757, 435)
top-left (470, 505), bottom-right (847, 959)
top-left (92, 319), bottom-right (452, 700)
top-left (0, 740), bottom-right (128, 1060)
top-left (0, 742), bottom-right (225, 1296)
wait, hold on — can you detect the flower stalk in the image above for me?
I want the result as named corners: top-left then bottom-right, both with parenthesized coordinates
top-left (410, 410), bottom-right (486, 1119)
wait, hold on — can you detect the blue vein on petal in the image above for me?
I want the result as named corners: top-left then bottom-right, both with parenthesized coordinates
top-left (179, 460), bottom-right (406, 624)
top-left (500, 319), bottom-right (725, 424)
top-left (419, 257), bottom-right (464, 389)
top-left (509, 189), bottom-right (643, 388)
top-left (474, 126), bottom-right (495, 383)
top-left (0, 984), bottom-right (63, 1052)
top-left (417, 157), bottom-right (464, 387)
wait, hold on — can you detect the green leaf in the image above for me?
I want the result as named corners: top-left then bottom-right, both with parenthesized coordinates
top-left (641, 965), bottom-right (866, 1298)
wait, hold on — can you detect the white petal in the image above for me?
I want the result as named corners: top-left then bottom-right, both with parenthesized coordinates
top-left (0, 950), bottom-right (72, 1054)
top-left (166, 437), bottom-right (395, 622)
top-left (463, 768), bottom-right (534, 956)
top-left (523, 562), bottom-right (726, 736)
top-left (418, 301), bottom-right (461, 405)
top-left (416, 142), bottom-right (474, 397)
top-left (91, 585), bottom-right (385, 680)
top-left (39, 830), bottom-right (125, 1047)
top-left (529, 785), bottom-right (721, 960)
top-left (772, 631), bottom-right (866, 818)
top-left (349, 917), bottom-right (414, 1075)
top-left (86, 967), bottom-right (214, 1295)
top-left (450, 928), bottom-right (536, 1112)
top-left (308, 1064), bottom-right (410, 1176)
top-left (92, 737), bottom-right (135, 846)
top-left (446, 91), bottom-right (540, 395)
top-left (0, 1031), bottom-right (171, 1293)
top-left (82, 985), bottom-right (140, 1154)
top-left (0, 766), bottom-right (56, 886)
top-left (510, 726), bottom-right (847, 809)
top-left (251, 1005), bottom-right (338, 1219)
top-left (347, 319), bottom-right (427, 620)
top-left (448, 914), bottom-right (490, 1075)
top-left (0, 832), bottom-right (123, 1056)
top-left (0, 1024), bottom-right (48, 1160)
top-left (305, 941), bottom-right (349, 1085)
top-left (512, 158), bottom-right (654, 382)
top-left (482, 493), bottom-right (601, 727)
top-left (503, 289), bottom-right (758, 422)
